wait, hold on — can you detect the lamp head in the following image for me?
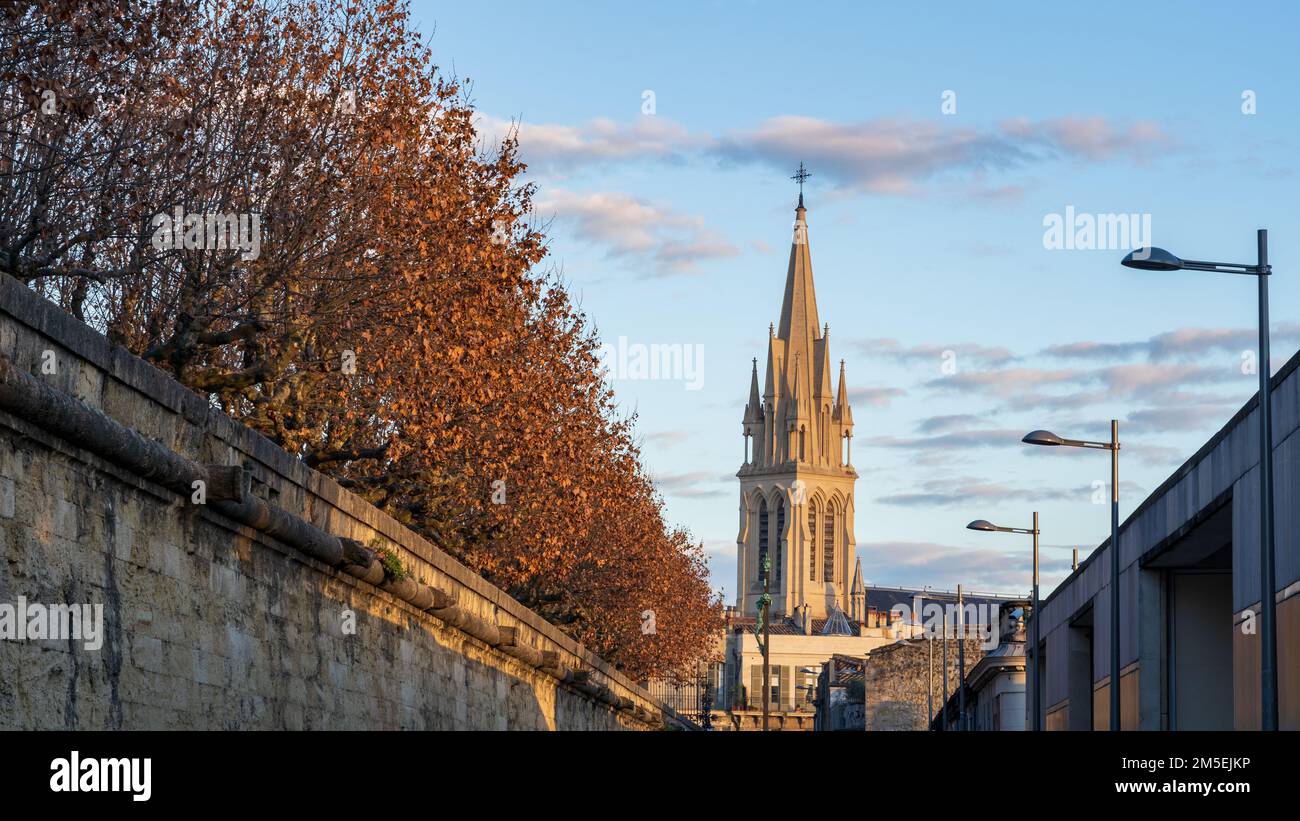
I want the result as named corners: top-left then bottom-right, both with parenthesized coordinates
top-left (967, 519), bottom-right (999, 532)
top-left (1022, 429), bottom-right (1065, 447)
top-left (1121, 247), bottom-right (1183, 271)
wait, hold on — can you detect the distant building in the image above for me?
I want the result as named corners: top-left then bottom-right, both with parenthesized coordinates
top-left (931, 602), bottom-right (1028, 731)
top-left (718, 596), bottom-right (916, 731)
top-left (812, 655), bottom-right (865, 731)
top-left (811, 595), bottom-right (1024, 731)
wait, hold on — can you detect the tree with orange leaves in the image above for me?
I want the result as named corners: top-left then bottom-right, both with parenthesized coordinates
top-left (2, 0), bottom-right (720, 681)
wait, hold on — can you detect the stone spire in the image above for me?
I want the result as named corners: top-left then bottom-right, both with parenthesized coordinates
top-left (835, 359), bottom-right (853, 427)
top-left (777, 199), bottom-right (820, 403)
top-left (850, 558), bottom-right (866, 623)
top-left (736, 190), bottom-right (859, 621)
top-left (746, 200), bottom-right (858, 472)
top-left (743, 357), bottom-right (762, 425)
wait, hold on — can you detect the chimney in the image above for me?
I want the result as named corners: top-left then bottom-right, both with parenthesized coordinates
top-left (802, 603), bottom-right (813, 635)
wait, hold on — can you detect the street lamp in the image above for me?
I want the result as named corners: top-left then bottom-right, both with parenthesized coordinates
top-left (1122, 234), bottom-right (1277, 731)
top-left (797, 665), bottom-right (819, 713)
top-left (941, 602), bottom-right (949, 729)
top-left (968, 515), bottom-right (1041, 731)
top-left (1022, 424), bottom-right (1121, 731)
top-left (754, 553), bottom-right (772, 732)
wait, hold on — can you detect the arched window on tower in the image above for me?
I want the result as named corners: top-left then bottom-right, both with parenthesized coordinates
top-left (823, 503), bottom-right (836, 582)
top-left (757, 499), bottom-right (769, 587)
top-left (798, 427), bottom-right (806, 462)
top-left (807, 502), bottom-right (818, 581)
top-left (774, 497), bottom-right (785, 587)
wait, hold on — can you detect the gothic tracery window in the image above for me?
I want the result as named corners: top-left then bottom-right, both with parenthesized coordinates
top-left (823, 503), bottom-right (836, 582)
top-left (807, 502), bottom-right (818, 581)
top-left (758, 498), bottom-right (769, 586)
top-left (774, 497), bottom-right (785, 586)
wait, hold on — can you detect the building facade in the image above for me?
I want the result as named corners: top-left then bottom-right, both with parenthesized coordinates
top-left (1034, 346), bottom-right (1300, 731)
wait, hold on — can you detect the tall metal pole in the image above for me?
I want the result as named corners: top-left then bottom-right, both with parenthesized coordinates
top-left (957, 584), bottom-right (966, 731)
top-left (928, 626), bottom-right (934, 726)
top-left (1110, 419), bottom-right (1121, 731)
top-left (762, 565), bottom-right (771, 732)
top-left (863, 653), bottom-right (870, 732)
top-left (941, 608), bottom-right (949, 730)
top-left (1257, 229), bottom-right (1278, 731)
top-left (1032, 512), bottom-right (1041, 732)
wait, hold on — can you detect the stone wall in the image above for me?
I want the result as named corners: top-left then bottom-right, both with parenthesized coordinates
top-left (865, 637), bottom-right (986, 731)
top-left (0, 277), bottom-right (682, 730)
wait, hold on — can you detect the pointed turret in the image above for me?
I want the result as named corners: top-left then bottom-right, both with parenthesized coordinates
top-left (814, 323), bottom-right (834, 404)
top-left (850, 558), bottom-right (866, 623)
top-left (763, 324), bottom-right (778, 400)
top-left (741, 357), bottom-right (766, 469)
top-left (743, 358), bottom-right (762, 426)
top-left (834, 359), bottom-right (854, 428)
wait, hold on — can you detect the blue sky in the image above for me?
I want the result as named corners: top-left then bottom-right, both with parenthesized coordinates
top-left (410, 0), bottom-right (1300, 600)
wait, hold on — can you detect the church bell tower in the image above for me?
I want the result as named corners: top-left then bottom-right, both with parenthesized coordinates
top-left (736, 180), bottom-right (861, 623)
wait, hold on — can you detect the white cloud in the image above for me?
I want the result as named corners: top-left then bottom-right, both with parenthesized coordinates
top-left (481, 112), bottom-right (1172, 196)
top-left (651, 470), bottom-right (731, 498)
top-left (1043, 324), bottom-right (1300, 362)
top-left (853, 338), bottom-right (1017, 368)
top-left (476, 114), bottom-right (699, 177)
top-left (847, 385), bottom-right (906, 407)
top-left (535, 189), bottom-right (739, 277)
top-left (855, 541), bottom-right (1062, 593)
top-left (713, 115), bottom-right (1170, 195)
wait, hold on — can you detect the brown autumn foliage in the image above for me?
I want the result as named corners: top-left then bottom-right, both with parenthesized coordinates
top-left (0, 0), bottom-right (721, 681)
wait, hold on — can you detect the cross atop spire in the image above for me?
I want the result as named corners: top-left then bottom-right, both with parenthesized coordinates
top-left (791, 162), bottom-right (811, 207)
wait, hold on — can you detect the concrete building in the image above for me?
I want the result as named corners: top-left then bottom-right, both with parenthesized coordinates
top-left (1035, 347), bottom-right (1300, 730)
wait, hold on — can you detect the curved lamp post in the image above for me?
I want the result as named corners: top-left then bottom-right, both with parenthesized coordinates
top-left (1122, 233), bottom-right (1277, 731)
top-left (1023, 425), bottom-right (1120, 731)
top-left (968, 515), bottom-right (1041, 731)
